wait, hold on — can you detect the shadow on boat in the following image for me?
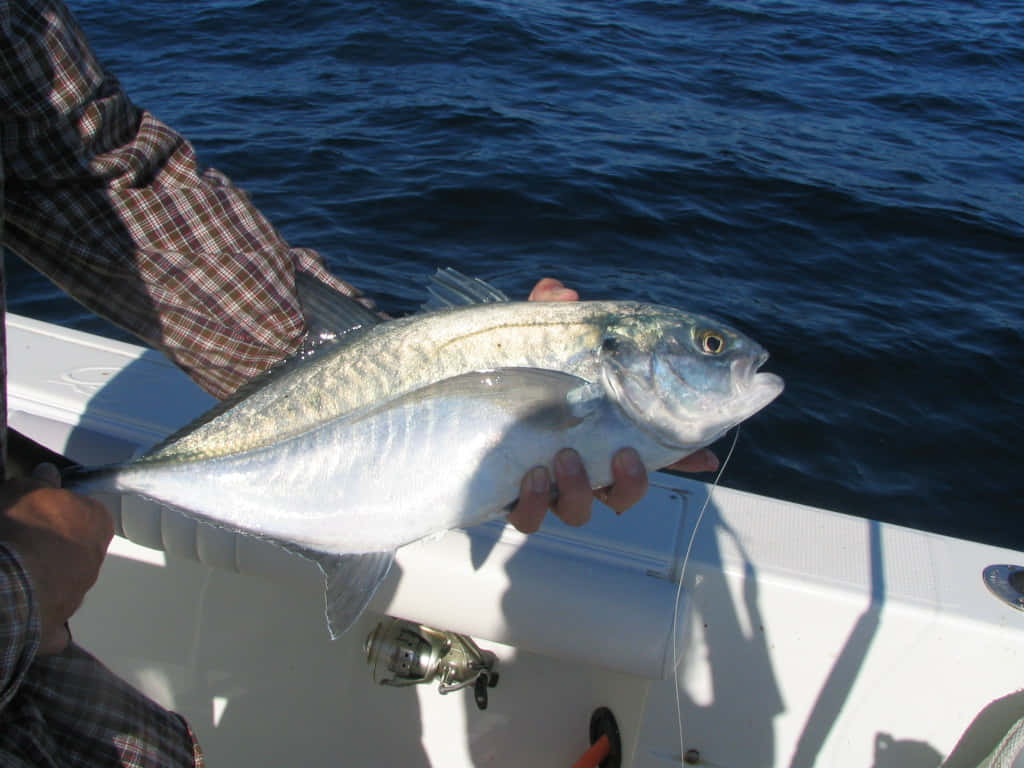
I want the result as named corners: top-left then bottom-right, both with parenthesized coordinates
top-left (73, 510), bottom-right (432, 764)
top-left (42, 354), bottom-right (943, 766)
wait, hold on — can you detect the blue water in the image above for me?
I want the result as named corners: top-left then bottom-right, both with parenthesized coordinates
top-left (7, 0), bottom-right (1023, 549)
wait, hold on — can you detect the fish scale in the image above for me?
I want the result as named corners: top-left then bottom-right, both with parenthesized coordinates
top-left (149, 301), bottom-right (617, 464)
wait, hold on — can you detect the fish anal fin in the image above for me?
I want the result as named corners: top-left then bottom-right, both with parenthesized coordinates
top-left (309, 550), bottom-right (396, 639)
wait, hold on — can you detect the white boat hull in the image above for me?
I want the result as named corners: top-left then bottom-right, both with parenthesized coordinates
top-left (7, 314), bottom-right (1023, 767)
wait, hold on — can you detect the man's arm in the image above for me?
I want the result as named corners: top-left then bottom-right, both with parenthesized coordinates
top-left (1, 0), bottom-right (366, 399)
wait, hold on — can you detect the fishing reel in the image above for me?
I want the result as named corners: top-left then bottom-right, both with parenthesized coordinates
top-left (365, 617), bottom-right (500, 710)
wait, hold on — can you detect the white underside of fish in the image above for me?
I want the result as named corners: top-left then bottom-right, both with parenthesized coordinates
top-left (107, 368), bottom-right (685, 555)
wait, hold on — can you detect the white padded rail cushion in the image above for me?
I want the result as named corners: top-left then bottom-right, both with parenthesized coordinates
top-left (116, 492), bottom-right (323, 586)
top-left (113, 483), bottom-right (692, 680)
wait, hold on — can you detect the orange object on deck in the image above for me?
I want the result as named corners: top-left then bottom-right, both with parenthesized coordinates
top-left (572, 733), bottom-right (611, 768)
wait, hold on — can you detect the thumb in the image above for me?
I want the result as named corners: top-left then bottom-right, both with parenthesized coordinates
top-left (31, 462), bottom-right (62, 489)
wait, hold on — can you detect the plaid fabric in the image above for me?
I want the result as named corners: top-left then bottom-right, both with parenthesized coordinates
top-left (0, 545), bottom-right (36, 715)
top-left (1, 0), bottom-right (370, 399)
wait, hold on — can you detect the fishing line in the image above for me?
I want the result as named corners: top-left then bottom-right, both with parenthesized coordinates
top-left (670, 426), bottom-right (741, 765)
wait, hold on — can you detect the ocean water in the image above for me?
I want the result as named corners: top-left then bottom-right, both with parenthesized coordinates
top-left (6, 0), bottom-right (1023, 549)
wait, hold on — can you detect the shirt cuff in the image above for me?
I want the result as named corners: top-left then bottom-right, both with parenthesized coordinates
top-left (0, 544), bottom-right (42, 711)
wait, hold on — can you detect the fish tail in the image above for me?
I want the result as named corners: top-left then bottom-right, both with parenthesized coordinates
top-left (61, 464), bottom-right (124, 495)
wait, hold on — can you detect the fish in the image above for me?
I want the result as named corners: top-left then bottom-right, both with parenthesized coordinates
top-left (65, 269), bottom-right (784, 636)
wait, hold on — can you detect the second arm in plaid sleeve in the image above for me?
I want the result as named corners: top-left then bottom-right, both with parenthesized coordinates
top-left (1, 0), bottom-right (368, 399)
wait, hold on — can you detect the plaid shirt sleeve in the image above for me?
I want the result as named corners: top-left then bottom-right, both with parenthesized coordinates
top-left (0, 545), bottom-right (39, 714)
top-left (1, 0), bottom-right (370, 399)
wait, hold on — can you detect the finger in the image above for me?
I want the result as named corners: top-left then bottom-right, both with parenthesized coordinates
top-left (87, 497), bottom-right (117, 553)
top-left (551, 449), bottom-right (592, 527)
top-left (597, 448), bottom-right (649, 514)
top-left (508, 466), bottom-right (551, 534)
top-left (31, 462), bottom-right (62, 488)
top-left (38, 622), bottom-right (72, 656)
top-left (665, 449), bottom-right (720, 474)
top-left (528, 278), bottom-right (579, 303)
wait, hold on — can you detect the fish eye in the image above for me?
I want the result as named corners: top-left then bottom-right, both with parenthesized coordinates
top-left (699, 331), bottom-right (725, 355)
top-left (600, 336), bottom-right (620, 354)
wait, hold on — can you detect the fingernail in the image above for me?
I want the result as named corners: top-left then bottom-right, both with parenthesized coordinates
top-left (529, 466), bottom-right (549, 495)
top-left (616, 448), bottom-right (645, 478)
top-left (702, 450), bottom-right (721, 472)
top-left (31, 462), bottom-right (61, 488)
top-left (556, 450), bottom-right (583, 477)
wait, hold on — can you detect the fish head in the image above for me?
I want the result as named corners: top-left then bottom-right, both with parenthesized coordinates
top-left (598, 307), bottom-right (784, 450)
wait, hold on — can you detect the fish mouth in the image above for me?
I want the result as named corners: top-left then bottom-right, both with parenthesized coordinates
top-left (602, 349), bottom-right (784, 453)
top-left (731, 353), bottom-right (784, 416)
top-left (731, 349), bottom-right (768, 388)
top-left (748, 371), bottom-right (785, 406)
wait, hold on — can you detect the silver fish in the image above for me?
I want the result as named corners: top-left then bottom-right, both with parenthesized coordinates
top-left (66, 270), bottom-right (784, 636)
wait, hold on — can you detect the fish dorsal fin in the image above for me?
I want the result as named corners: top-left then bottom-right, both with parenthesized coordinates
top-left (294, 270), bottom-right (383, 354)
top-left (142, 272), bottom-right (383, 460)
top-left (421, 267), bottom-right (511, 311)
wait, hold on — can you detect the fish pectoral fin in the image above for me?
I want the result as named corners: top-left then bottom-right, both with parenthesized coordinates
top-left (564, 379), bottom-right (604, 421)
top-left (307, 550), bottom-right (396, 639)
top-left (407, 367), bottom-right (594, 405)
top-left (405, 368), bottom-right (604, 431)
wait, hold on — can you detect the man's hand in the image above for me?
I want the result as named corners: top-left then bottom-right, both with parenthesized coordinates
top-left (508, 278), bottom-right (720, 534)
top-left (0, 465), bottom-right (113, 654)
top-left (527, 277), bottom-right (580, 303)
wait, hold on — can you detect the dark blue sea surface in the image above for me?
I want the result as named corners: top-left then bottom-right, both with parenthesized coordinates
top-left (7, 0), bottom-right (1023, 548)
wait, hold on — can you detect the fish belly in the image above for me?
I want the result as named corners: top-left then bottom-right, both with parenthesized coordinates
top-left (110, 371), bottom-right (682, 559)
